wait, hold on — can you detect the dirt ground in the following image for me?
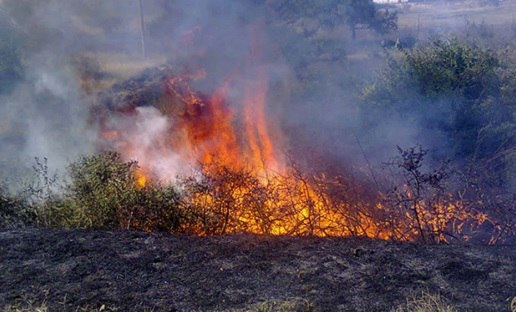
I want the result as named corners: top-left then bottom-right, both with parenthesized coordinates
top-left (0, 228), bottom-right (514, 311)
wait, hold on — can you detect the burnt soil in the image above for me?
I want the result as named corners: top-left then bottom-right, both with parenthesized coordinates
top-left (0, 228), bottom-right (514, 311)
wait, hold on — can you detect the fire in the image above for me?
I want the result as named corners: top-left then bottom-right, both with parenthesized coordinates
top-left (134, 168), bottom-right (148, 189)
top-left (242, 65), bottom-right (281, 174)
top-left (98, 64), bottom-right (491, 241)
top-left (97, 27), bottom-right (493, 242)
top-left (97, 43), bottom-right (395, 238)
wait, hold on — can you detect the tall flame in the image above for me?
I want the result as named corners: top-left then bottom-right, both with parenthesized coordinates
top-left (95, 25), bottom-right (497, 243)
top-left (98, 26), bottom-right (385, 237)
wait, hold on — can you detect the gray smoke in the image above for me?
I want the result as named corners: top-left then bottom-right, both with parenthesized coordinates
top-left (0, 0), bottom-right (512, 187)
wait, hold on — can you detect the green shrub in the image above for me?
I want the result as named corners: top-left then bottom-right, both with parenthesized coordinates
top-left (0, 153), bottom-right (184, 232)
top-left (48, 152), bottom-right (138, 228)
top-left (34, 152), bottom-right (183, 232)
top-left (119, 183), bottom-right (182, 232)
top-left (361, 38), bottom-right (515, 184)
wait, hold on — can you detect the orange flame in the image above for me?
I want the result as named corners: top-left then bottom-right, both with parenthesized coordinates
top-left (99, 25), bottom-right (483, 242)
top-left (134, 168), bottom-right (148, 189)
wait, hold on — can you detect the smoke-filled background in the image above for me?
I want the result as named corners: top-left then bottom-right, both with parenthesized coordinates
top-left (0, 0), bottom-right (514, 193)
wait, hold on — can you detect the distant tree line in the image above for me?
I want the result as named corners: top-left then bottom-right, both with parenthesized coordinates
top-left (268, 0), bottom-right (398, 39)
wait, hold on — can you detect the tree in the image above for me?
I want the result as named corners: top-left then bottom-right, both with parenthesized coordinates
top-left (269, 0), bottom-right (398, 39)
top-left (338, 0), bottom-right (398, 39)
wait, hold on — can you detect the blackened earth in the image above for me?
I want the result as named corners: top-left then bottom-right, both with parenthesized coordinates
top-left (0, 228), bottom-right (514, 311)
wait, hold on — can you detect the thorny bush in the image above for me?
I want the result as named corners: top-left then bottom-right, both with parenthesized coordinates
top-left (381, 145), bottom-right (513, 243)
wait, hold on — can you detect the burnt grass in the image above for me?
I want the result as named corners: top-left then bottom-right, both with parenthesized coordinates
top-left (0, 228), bottom-right (514, 311)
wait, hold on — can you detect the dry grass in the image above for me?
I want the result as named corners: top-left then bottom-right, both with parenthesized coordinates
top-left (392, 292), bottom-right (457, 312)
top-left (1, 302), bottom-right (49, 312)
top-left (397, 0), bottom-right (516, 30)
top-left (245, 298), bottom-right (317, 312)
top-left (1, 294), bottom-right (115, 312)
top-left (86, 52), bottom-right (167, 80)
top-left (2, 303), bottom-right (115, 312)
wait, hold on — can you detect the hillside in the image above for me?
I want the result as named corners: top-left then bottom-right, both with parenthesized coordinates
top-left (1, 228), bottom-right (514, 311)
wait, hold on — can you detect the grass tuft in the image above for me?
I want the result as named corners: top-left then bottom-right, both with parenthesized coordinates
top-left (246, 298), bottom-right (317, 312)
top-left (393, 292), bottom-right (457, 312)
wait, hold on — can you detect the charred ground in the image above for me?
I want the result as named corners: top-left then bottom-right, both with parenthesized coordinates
top-left (0, 228), bottom-right (514, 311)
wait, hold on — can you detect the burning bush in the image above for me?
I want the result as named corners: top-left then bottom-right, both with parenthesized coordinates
top-left (86, 50), bottom-right (513, 243)
top-left (1, 148), bottom-right (512, 244)
top-left (380, 145), bottom-right (499, 243)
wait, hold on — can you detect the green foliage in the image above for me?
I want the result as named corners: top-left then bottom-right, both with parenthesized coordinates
top-left (362, 38), bottom-right (515, 183)
top-left (35, 152), bottom-right (183, 232)
top-left (405, 39), bottom-right (499, 99)
top-left (120, 183), bottom-right (182, 232)
top-left (60, 152), bottom-right (136, 228)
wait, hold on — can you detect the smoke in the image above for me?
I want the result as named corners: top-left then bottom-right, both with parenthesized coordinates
top-left (111, 106), bottom-right (186, 182)
top-left (3, 60), bottom-right (96, 173)
top-left (0, 1), bottom-right (101, 182)
top-left (0, 0), bottom-right (512, 187)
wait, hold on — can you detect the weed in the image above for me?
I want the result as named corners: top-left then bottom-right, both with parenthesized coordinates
top-left (392, 292), bottom-right (457, 312)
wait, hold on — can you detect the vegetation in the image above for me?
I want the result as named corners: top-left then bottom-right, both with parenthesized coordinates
top-left (0, 2), bottom-right (514, 311)
top-left (269, 0), bottom-right (397, 39)
top-left (0, 2), bottom-right (513, 244)
top-left (0, 153), bottom-right (182, 233)
top-left (0, 184), bottom-right (33, 228)
top-left (0, 148), bottom-right (512, 244)
top-left (362, 38), bottom-right (515, 186)
top-left (248, 298), bottom-right (317, 312)
top-left (392, 292), bottom-right (457, 312)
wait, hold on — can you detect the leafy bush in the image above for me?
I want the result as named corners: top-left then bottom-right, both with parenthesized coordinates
top-left (362, 38), bottom-right (515, 183)
top-left (405, 39), bottom-right (498, 99)
top-left (34, 152), bottom-right (183, 232)
top-left (118, 183), bottom-right (182, 232)
top-left (62, 152), bottom-right (136, 228)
